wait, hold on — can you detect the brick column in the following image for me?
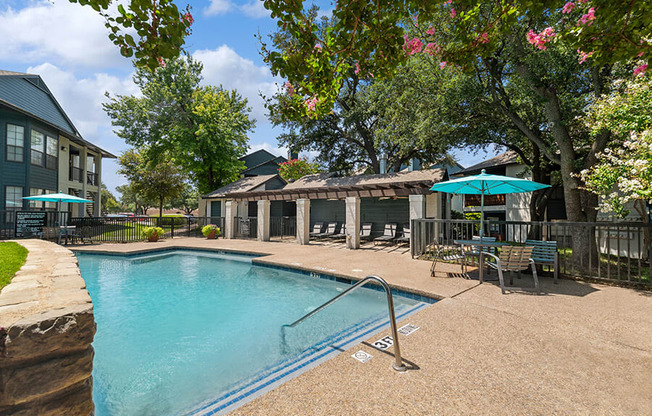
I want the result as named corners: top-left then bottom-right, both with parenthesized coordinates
top-left (224, 201), bottom-right (235, 239)
top-left (345, 196), bottom-right (360, 249)
top-left (257, 200), bottom-right (270, 241)
top-left (296, 198), bottom-right (310, 245)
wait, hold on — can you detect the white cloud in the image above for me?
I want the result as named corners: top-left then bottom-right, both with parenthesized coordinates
top-left (241, 1), bottom-right (269, 19)
top-left (0, 0), bottom-right (127, 69)
top-left (204, 0), bottom-right (232, 16)
top-left (193, 45), bottom-right (282, 123)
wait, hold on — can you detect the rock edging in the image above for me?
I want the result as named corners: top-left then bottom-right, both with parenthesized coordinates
top-left (0, 239), bottom-right (95, 416)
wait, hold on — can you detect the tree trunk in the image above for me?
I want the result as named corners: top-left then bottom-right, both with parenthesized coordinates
top-left (159, 197), bottom-right (164, 219)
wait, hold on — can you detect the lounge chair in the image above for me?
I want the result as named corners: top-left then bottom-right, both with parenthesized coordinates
top-left (314, 222), bottom-right (338, 238)
top-left (374, 223), bottom-right (397, 245)
top-left (328, 223), bottom-right (346, 240)
top-left (360, 223), bottom-right (373, 242)
top-left (309, 222), bottom-right (325, 237)
top-left (395, 224), bottom-right (410, 245)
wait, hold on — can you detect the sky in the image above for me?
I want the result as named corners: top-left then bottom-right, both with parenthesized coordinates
top-left (0, 0), bottom-right (497, 196)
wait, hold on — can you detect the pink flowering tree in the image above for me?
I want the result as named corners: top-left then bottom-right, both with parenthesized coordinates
top-left (277, 158), bottom-right (322, 182)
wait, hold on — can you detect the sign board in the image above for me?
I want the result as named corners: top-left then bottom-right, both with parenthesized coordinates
top-left (15, 211), bottom-right (47, 238)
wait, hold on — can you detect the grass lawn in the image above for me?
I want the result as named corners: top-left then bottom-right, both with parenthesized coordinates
top-left (0, 242), bottom-right (28, 291)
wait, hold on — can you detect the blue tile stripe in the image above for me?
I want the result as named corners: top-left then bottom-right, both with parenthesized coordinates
top-left (187, 302), bottom-right (429, 416)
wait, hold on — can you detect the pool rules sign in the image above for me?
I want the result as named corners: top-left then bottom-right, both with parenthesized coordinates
top-left (15, 211), bottom-right (47, 238)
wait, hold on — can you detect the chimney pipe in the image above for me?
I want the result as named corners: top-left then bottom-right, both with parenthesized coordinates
top-left (408, 158), bottom-right (421, 172)
top-left (380, 153), bottom-right (387, 174)
top-left (288, 149), bottom-right (299, 160)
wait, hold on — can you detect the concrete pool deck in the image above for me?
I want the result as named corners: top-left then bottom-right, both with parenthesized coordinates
top-left (73, 238), bottom-right (652, 415)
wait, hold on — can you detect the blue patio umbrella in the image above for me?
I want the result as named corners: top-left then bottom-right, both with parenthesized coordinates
top-left (430, 169), bottom-right (550, 237)
top-left (23, 192), bottom-right (93, 224)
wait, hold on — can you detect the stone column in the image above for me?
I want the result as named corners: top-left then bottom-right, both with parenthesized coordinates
top-left (296, 198), bottom-right (311, 245)
top-left (345, 196), bottom-right (360, 249)
top-left (257, 200), bottom-right (271, 242)
top-left (224, 201), bottom-right (235, 239)
top-left (409, 194), bottom-right (426, 250)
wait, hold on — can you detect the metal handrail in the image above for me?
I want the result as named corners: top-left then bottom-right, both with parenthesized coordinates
top-left (282, 275), bottom-right (407, 372)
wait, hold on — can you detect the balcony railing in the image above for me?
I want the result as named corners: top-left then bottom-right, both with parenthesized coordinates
top-left (69, 166), bottom-right (83, 183)
top-left (86, 172), bottom-right (98, 186)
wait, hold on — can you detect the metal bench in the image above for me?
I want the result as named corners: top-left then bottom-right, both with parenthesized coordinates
top-left (525, 239), bottom-right (559, 284)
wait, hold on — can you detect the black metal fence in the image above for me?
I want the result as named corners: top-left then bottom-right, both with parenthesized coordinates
top-left (412, 219), bottom-right (652, 285)
top-left (1, 210), bottom-right (71, 239)
top-left (270, 216), bottom-right (296, 239)
top-left (233, 217), bottom-right (257, 239)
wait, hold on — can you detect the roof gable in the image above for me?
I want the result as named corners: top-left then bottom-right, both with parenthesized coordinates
top-left (456, 151), bottom-right (519, 175)
top-left (239, 149), bottom-right (280, 169)
top-left (203, 174), bottom-right (286, 198)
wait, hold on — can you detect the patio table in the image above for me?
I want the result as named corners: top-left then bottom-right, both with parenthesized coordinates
top-left (454, 239), bottom-right (508, 283)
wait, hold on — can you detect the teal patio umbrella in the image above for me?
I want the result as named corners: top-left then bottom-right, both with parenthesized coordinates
top-left (430, 169), bottom-right (550, 237)
top-left (23, 192), bottom-right (93, 223)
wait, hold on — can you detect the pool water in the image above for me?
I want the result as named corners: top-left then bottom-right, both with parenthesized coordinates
top-left (76, 250), bottom-right (427, 415)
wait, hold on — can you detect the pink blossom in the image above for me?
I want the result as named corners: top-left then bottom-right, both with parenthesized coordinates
top-left (451, 8), bottom-right (456, 18)
top-left (424, 42), bottom-right (441, 56)
top-left (355, 62), bottom-right (361, 75)
top-left (633, 64), bottom-right (648, 77)
top-left (404, 37), bottom-right (423, 55)
top-left (284, 81), bottom-right (294, 96)
top-left (182, 12), bottom-right (194, 25)
top-left (477, 32), bottom-right (489, 44)
top-left (304, 96), bottom-right (319, 113)
top-left (440, 61), bottom-right (447, 69)
top-left (157, 57), bottom-right (166, 68)
top-left (638, 52), bottom-right (644, 57)
top-left (446, 0), bottom-right (452, 4)
top-left (577, 49), bottom-right (593, 64)
top-left (314, 44), bottom-right (323, 52)
top-left (426, 26), bottom-right (435, 35)
top-left (562, 2), bottom-right (575, 14)
top-left (526, 27), bottom-right (555, 50)
top-left (403, 34), bottom-right (409, 43)
top-left (577, 7), bottom-right (596, 26)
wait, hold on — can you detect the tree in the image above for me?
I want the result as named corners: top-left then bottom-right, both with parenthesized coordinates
top-left (104, 56), bottom-right (253, 194)
top-left (117, 148), bottom-right (186, 218)
top-left (116, 183), bottom-right (154, 215)
top-left (100, 184), bottom-right (120, 214)
top-left (168, 184), bottom-right (199, 214)
top-left (581, 77), bottom-right (652, 220)
top-left (69, 0), bottom-right (193, 70)
top-left (277, 158), bottom-right (322, 181)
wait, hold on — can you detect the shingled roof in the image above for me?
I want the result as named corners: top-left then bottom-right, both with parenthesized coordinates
top-left (455, 151), bottom-right (519, 175)
top-left (203, 174), bottom-right (285, 198)
top-left (227, 168), bottom-right (448, 201)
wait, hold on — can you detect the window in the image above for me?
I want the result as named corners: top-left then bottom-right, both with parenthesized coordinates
top-left (6, 124), bottom-right (24, 162)
top-left (5, 186), bottom-right (23, 210)
top-left (30, 130), bottom-right (44, 166)
top-left (46, 136), bottom-right (58, 170)
top-left (29, 188), bottom-right (43, 209)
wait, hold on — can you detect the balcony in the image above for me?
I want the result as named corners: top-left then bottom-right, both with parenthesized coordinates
top-left (464, 194), bottom-right (505, 207)
top-left (86, 172), bottom-right (98, 186)
top-left (69, 166), bottom-right (83, 183)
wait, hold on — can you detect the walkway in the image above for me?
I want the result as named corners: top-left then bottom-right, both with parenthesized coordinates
top-left (74, 238), bottom-right (652, 415)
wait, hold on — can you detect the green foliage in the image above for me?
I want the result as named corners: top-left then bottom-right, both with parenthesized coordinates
top-left (201, 224), bottom-right (221, 237)
top-left (118, 148), bottom-right (186, 218)
top-left (0, 242), bottom-right (28, 291)
top-left (69, 0), bottom-right (192, 70)
top-left (141, 226), bottom-right (165, 240)
top-left (155, 215), bottom-right (187, 226)
top-left (277, 158), bottom-right (321, 181)
top-left (116, 182), bottom-right (154, 215)
top-left (168, 184), bottom-right (199, 214)
top-left (103, 56), bottom-right (252, 194)
top-left (100, 184), bottom-right (121, 214)
top-left (581, 77), bottom-right (652, 219)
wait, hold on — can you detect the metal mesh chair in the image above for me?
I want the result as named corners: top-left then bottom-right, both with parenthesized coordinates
top-left (430, 242), bottom-right (473, 278)
top-left (485, 246), bottom-right (540, 294)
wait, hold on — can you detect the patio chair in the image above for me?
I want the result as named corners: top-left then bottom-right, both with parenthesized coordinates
top-left (373, 223), bottom-right (397, 246)
top-left (395, 224), bottom-right (410, 245)
top-left (525, 239), bottom-right (559, 284)
top-left (360, 223), bottom-right (373, 242)
top-left (430, 242), bottom-right (472, 277)
top-left (328, 223), bottom-right (346, 240)
top-left (484, 246), bottom-right (539, 294)
top-left (314, 222), bottom-right (338, 238)
top-left (309, 222), bottom-right (325, 238)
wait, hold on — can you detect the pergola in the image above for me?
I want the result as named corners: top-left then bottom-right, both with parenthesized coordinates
top-left (222, 168), bottom-right (449, 249)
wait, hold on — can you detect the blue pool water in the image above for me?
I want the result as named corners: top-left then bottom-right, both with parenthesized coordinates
top-left (76, 250), bottom-right (429, 415)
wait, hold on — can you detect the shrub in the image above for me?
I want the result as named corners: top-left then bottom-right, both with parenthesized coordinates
top-left (202, 224), bottom-right (221, 237)
top-left (154, 215), bottom-right (187, 226)
top-left (141, 226), bottom-right (165, 240)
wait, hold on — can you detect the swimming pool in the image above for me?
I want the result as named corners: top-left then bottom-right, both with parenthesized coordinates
top-left (76, 249), bottom-right (434, 415)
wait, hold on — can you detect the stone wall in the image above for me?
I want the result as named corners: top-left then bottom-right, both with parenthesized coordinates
top-left (0, 240), bottom-right (95, 415)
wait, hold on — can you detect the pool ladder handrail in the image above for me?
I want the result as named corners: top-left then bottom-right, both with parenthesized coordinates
top-left (282, 275), bottom-right (407, 372)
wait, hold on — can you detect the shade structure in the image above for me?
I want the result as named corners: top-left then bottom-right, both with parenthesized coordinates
top-left (430, 169), bottom-right (550, 237)
top-left (23, 192), bottom-right (92, 204)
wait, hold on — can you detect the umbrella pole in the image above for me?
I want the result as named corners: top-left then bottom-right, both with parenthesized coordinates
top-left (479, 181), bottom-right (486, 238)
